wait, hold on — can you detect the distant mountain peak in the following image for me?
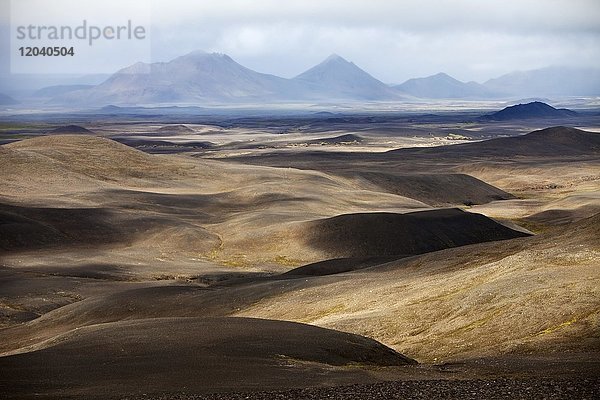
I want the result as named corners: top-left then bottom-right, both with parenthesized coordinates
top-left (323, 53), bottom-right (348, 63)
top-left (292, 54), bottom-right (402, 100)
top-left (295, 55), bottom-right (370, 80)
top-left (175, 50), bottom-right (233, 62)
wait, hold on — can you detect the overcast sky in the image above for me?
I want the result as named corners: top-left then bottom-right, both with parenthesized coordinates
top-left (1, 0), bottom-right (599, 83)
top-left (149, 0), bottom-right (600, 83)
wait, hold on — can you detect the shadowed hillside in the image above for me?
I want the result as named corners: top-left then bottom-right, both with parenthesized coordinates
top-left (0, 120), bottom-right (597, 399)
top-left (354, 173), bottom-right (514, 206)
top-left (295, 208), bottom-right (529, 258)
top-left (0, 317), bottom-right (414, 398)
top-left (389, 127), bottom-right (600, 158)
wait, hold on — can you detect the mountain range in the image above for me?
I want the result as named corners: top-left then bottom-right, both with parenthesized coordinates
top-left (393, 73), bottom-right (497, 99)
top-left (54, 51), bottom-right (407, 105)
top-left (22, 50), bottom-right (600, 106)
top-left (484, 66), bottom-right (600, 97)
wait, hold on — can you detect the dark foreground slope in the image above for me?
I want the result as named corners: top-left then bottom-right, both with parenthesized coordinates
top-left (0, 317), bottom-right (414, 399)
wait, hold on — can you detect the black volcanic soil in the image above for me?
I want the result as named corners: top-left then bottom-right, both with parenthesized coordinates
top-left (388, 126), bottom-right (600, 158)
top-left (47, 125), bottom-right (93, 134)
top-left (229, 126), bottom-right (600, 170)
top-left (298, 208), bottom-right (530, 258)
top-left (0, 317), bottom-right (414, 399)
top-left (114, 137), bottom-right (214, 153)
top-left (282, 256), bottom-right (398, 277)
top-left (127, 378), bottom-right (600, 400)
top-left (1, 126), bottom-right (598, 400)
top-left (354, 172), bottom-right (514, 206)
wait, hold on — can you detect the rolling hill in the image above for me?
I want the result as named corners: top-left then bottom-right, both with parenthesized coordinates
top-left (293, 208), bottom-right (529, 258)
top-left (0, 317), bottom-right (414, 398)
top-left (389, 126), bottom-right (599, 158)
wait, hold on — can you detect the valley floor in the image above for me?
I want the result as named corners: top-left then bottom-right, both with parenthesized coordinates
top-left (0, 114), bottom-right (599, 398)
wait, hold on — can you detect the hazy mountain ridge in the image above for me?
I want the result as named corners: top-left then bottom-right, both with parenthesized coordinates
top-left (484, 66), bottom-right (600, 97)
top-left (44, 51), bottom-right (600, 106)
top-left (56, 51), bottom-right (307, 105)
top-left (394, 72), bottom-right (498, 99)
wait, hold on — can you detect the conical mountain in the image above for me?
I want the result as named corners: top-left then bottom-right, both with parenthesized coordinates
top-left (293, 54), bottom-right (405, 100)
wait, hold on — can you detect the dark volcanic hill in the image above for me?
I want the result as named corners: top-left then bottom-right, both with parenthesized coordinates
top-left (355, 173), bottom-right (514, 206)
top-left (386, 126), bottom-right (600, 158)
top-left (297, 208), bottom-right (529, 259)
top-left (389, 126), bottom-right (600, 158)
top-left (307, 133), bottom-right (364, 145)
top-left (47, 125), bottom-right (94, 135)
top-left (482, 101), bottom-right (577, 121)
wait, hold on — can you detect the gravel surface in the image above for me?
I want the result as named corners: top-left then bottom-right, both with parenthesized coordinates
top-left (126, 378), bottom-right (600, 400)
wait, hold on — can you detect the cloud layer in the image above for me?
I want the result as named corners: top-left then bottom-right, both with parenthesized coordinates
top-left (1, 0), bottom-right (599, 82)
top-left (148, 0), bottom-right (600, 82)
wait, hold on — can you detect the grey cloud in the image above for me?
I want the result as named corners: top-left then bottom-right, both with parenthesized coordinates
top-left (1, 0), bottom-right (599, 84)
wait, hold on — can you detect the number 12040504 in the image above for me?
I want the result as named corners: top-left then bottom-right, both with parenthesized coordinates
top-left (19, 47), bottom-right (75, 56)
